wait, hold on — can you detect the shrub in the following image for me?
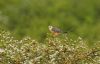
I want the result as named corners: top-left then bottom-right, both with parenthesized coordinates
top-left (0, 30), bottom-right (100, 64)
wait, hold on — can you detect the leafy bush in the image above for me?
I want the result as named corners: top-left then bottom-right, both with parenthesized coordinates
top-left (0, 30), bottom-right (100, 64)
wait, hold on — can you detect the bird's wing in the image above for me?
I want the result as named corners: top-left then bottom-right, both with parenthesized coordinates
top-left (52, 27), bottom-right (62, 33)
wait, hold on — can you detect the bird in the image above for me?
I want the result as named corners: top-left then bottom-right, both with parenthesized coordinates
top-left (48, 25), bottom-right (63, 37)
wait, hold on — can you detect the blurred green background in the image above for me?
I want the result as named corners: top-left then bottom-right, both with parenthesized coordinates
top-left (0, 0), bottom-right (100, 41)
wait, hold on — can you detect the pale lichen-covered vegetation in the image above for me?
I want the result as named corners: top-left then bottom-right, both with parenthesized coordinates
top-left (0, 29), bottom-right (100, 64)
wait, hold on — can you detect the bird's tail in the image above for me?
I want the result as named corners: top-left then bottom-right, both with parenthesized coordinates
top-left (62, 31), bottom-right (67, 34)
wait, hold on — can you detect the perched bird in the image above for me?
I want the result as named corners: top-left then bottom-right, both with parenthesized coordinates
top-left (48, 25), bottom-right (63, 36)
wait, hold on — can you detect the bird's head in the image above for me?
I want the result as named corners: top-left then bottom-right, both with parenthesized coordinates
top-left (48, 25), bottom-right (53, 31)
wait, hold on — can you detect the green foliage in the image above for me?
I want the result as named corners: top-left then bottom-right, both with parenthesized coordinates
top-left (0, 0), bottom-right (100, 41)
top-left (0, 30), bottom-right (100, 64)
